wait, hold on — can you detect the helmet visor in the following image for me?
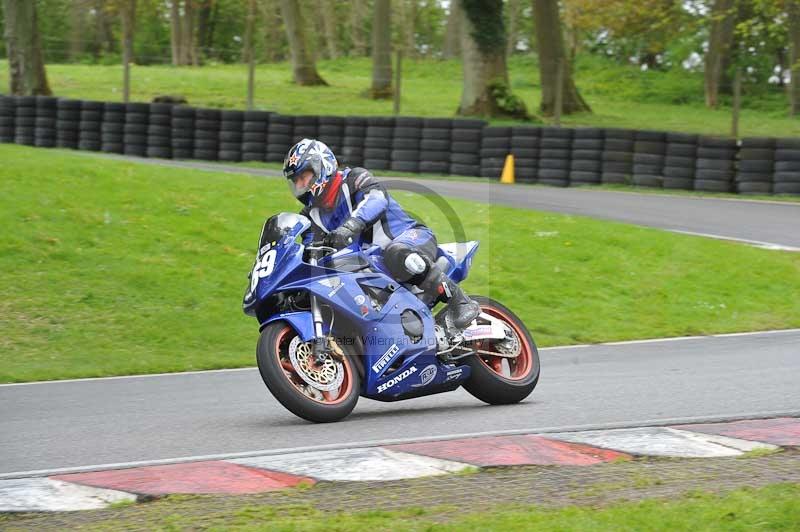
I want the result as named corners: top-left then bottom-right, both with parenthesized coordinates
top-left (287, 171), bottom-right (313, 198)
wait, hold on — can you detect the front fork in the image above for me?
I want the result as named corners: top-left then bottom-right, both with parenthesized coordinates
top-left (307, 249), bottom-right (331, 361)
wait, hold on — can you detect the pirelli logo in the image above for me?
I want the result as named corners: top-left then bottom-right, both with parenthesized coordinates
top-left (371, 343), bottom-right (399, 374)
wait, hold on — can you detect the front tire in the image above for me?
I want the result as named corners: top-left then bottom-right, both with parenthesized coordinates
top-left (461, 296), bottom-right (540, 405)
top-left (256, 322), bottom-right (360, 423)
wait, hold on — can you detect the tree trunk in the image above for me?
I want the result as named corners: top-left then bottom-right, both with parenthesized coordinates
top-left (349, 0), bottom-right (367, 56)
top-left (789, 0), bottom-right (800, 115)
top-left (170, 1), bottom-right (199, 66)
top-left (69, 0), bottom-right (87, 61)
top-left (704, 0), bottom-right (737, 108)
top-left (260, 0), bottom-right (285, 62)
top-left (2, 0), bottom-right (52, 95)
top-left (280, 0), bottom-right (327, 85)
top-left (371, 0), bottom-right (393, 98)
top-left (197, 0), bottom-right (214, 57)
top-left (458, 0), bottom-right (526, 118)
top-left (443, 1), bottom-right (461, 59)
top-left (317, 0), bottom-right (339, 59)
top-left (183, 1), bottom-right (198, 65)
top-left (120, 0), bottom-right (136, 102)
top-left (93, 0), bottom-right (116, 58)
top-left (506, 0), bottom-right (521, 57)
top-left (532, 0), bottom-right (591, 115)
top-left (404, 0), bottom-right (417, 58)
top-left (245, 0), bottom-right (257, 109)
top-left (170, 0), bottom-right (182, 65)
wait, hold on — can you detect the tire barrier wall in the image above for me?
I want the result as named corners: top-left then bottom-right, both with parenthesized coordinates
top-left (0, 94), bottom-right (797, 195)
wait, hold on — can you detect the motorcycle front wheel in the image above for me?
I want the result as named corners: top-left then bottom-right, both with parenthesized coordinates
top-left (256, 321), bottom-right (360, 423)
top-left (460, 296), bottom-right (540, 405)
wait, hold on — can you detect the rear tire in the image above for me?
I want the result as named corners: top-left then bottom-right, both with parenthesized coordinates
top-left (256, 322), bottom-right (360, 423)
top-left (461, 296), bottom-right (540, 405)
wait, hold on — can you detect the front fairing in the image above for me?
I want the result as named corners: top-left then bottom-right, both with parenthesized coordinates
top-left (243, 213), bottom-right (311, 315)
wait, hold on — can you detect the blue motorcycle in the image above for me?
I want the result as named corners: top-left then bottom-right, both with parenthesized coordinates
top-left (243, 212), bottom-right (540, 423)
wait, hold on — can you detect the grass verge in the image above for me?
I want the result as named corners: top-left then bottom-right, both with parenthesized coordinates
top-left (1, 144), bottom-right (799, 382)
top-left (1, 55), bottom-right (798, 137)
top-left (2, 483), bottom-right (798, 531)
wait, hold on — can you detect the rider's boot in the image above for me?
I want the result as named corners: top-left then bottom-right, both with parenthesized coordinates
top-left (418, 261), bottom-right (480, 331)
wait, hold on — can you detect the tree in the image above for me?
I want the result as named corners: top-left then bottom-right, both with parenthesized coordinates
top-left (506, 0), bottom-right (522, 57)
top-left (349, 0), bottom-right (368, 56)
top-left (259, 0), bottom-right (286, 62)
top-left (790, 0), bottom-right (800, 114)
top-left (319, 0), bottom-right (339, 59)
top-left (2, 0), bottom-right (52, 95)
top-left (443, 1), bottom-right (461, 59)
top-left (457, 0), bottom-right (527, 117)
top-left (533, 0), bottom-right (591, 115)
top-left (403, 0), bottom-right (417, 58)
top-left (371, 0), bottom-right (393, 98)
top-left (705, 0), bottom-right (738, 108)
top-left (170, 0), bottom-right (199, 66)
top-left (119, 0), bottom-right (136, 102)
top-left (280, 0), bottom-right (327, 85)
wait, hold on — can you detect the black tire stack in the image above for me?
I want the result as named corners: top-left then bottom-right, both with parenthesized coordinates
top-left (663, 133), bottom-right (698, 190)
top-left (480, 126), bottom-right (510, 179)
top-left (241, 110), bottom-right (270, 162)
top-left (364, 117), bottom-right (394, 170)
top-left (569, 128), bottom-right (603, 186)
top-left (0, 95), bottom-right (14, 143)
top-left (193, 108), bottom-right (221, 161)
top-left (341, 116), bottom-right (366, 167)
top-left (419, 118), bottom-right (452, 174)
top-left (292, 115), bottom-right (318, 144)
top-left (218, 110), bottom-right (244, 162)
top-left (601, 128), bottom-right (635, 184)
top-left (773, 138), bottom-right (800, 195)
top-left (146, 103), bottom-right (173, 159)
top-left (170, 106), bottom-right (195, 160)
top-left (55, 99), bottom-right (81, 149)
top-left (13, 96), bottom-right (36, 146)
top-left (318, 115), bottom-right (345, 154)
top-left (101, 102), bottom-right (125, 154)
top-left (390, 116), bottom-right (422, 173)
top-left (632, 130), bottom-right (666, 188)
top-left (34, 96), bottom-right (58, 148)
top-left (266, 114), bottom-right (292, 162)
top-left (510, 126), bottom-right (540, 183)
top-left (538, 127), bottom-right (572, 187)
top-left (123, 102), bottom-right (149, 157)
top-left (735, 137), bottom-right (774, 195)
top-left (694, 136), bottom-right (736, 192)
top-left (77, 101), bottom-right (103, 152)
top-left (449, 119), bottom-right (484, 176)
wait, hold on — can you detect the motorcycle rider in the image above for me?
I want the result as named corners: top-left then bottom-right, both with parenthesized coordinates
top-left (283, 138), bottom-right (480, 331)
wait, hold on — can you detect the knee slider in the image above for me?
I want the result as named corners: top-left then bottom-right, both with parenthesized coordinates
top-left (384, 243), bottom-right (429, 283)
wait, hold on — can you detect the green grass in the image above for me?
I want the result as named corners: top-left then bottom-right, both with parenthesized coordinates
top-left (1, 54), bottom-right (798, 137)
top-left (7, 483), bottom-right (797, 531)
top-left (1, 144), bottom-right (799, 382)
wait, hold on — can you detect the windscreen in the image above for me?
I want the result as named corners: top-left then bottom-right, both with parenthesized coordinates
top-left (258, 212), bottom-right (311, 249)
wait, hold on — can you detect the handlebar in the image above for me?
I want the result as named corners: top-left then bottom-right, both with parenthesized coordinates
top-left (305, 243), bottom-right (338, 263)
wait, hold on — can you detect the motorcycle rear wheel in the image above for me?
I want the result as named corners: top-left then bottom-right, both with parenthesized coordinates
top-left (460, 296), bottom-right (540, 405)
top-left (256, 321), bottom-right (360, 423)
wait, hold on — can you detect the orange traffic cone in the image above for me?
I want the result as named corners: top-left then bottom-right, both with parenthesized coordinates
top-left (500, 154), bottom-right (515, 184)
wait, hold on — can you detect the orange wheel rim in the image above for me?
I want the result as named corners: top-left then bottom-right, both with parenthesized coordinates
top-left (274, 326), bottom-right (354, 405)
top-left (473, 305), bottom-right (533, 381)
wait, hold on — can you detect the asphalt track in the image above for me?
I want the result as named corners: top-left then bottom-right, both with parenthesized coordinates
top-left (85, 154), bottom-right (800, 250)
top-left (2, 330), bottom-right (799, 477)
top-left (3, 154), bottom-right (798, 478)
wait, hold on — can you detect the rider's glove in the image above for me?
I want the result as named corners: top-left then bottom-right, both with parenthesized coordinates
top-left (324, 217), bottom-right (366, 249)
